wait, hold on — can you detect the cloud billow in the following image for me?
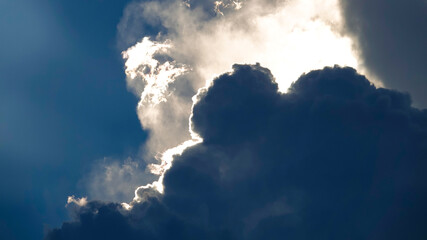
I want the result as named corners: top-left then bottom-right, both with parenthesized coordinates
top-left (46, 65), bottom-right (427, 239)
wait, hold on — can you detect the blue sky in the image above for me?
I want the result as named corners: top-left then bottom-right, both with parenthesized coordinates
top-left (0, 0), bottom-right (145, 239)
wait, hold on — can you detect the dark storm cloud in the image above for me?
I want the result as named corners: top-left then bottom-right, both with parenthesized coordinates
top-left (46, 64), bottom-right (427, 239)
top-left (341, 0), bottom-right (427, 107)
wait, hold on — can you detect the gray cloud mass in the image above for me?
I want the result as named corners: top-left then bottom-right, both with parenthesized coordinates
top-left (46, 64), bottom-right (427, 239)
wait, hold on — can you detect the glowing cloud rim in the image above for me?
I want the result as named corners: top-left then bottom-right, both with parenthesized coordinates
top-left (76, 0), bottom-right (381, 210)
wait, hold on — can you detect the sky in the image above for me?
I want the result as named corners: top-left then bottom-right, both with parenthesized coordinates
top-left (0, 0), bottom-right (426, 239)
top-left (0, 0), bottom-right (144, 239)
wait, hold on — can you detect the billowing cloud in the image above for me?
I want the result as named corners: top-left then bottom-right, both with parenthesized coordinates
top-left (110, 0), bottom-right (376, 203)
top-left (341, 0), bottom-right (427, 107)
top-left (58, 0), bottom-right (426, 237)
top-left (46, 65), bottom-right (427, 239)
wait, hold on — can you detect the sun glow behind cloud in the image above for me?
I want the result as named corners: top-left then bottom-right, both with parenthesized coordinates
top-left (179, 0), bottom-right (361, 92)
top-left (117, 0), bottom-right (373, 206)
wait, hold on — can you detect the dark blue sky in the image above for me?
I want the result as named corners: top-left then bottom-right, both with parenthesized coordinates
top-left (0, 0), bottom-right (146, 239)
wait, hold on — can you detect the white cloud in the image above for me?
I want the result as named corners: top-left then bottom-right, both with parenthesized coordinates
top-left (66, 196), bottom-right (87, 207)
top-left (107, 0), bottom-right (381, 206)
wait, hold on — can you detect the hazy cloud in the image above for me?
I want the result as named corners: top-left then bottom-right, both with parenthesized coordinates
top-left (84, 158), bottom-right (156, 203)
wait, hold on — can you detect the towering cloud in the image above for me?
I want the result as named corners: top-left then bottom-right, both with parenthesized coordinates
top-left (46, 65), bottom-right (427, 239)
top-left (57, 0), bottom-right (427, 238)
top-left (102, 0), bottom-right (370, 203)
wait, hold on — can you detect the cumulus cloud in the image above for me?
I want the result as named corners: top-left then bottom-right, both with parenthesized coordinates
top-left (110, 0), bottom-right (376, 203)
top-left (46, 65), bottom-right (427, 239)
